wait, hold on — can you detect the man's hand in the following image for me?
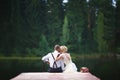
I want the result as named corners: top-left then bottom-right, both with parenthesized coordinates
top-left (45, 61), bottom-right (50, 64)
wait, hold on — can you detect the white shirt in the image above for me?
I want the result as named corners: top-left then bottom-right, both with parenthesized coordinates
top-left (42, 50), bottom-right (65, 70)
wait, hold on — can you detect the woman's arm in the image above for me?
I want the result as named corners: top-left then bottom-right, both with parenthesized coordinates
top-left (55, 54), bottom-right (63, 61)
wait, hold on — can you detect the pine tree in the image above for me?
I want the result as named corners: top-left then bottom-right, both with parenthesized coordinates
top-left (95, 12), bottom-right (108, 52)
top-left (39, 34), bottom-right (51, 55)
top-left (10, 0), bottom-right (23, 54)
top-left (115, 0), bottom-right (120, 53)
top-left (100, 0), bottom-right (116, 52)
top-left (66, 0), bottom-right (88, 53)
top-left (45, 0), bottom-right (64, 47)
top-left (61, 16), bottom-right (69, 44)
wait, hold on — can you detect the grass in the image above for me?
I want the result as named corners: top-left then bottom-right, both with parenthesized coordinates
top-left (0, 56), bottom-right (41, 60)
top-left (0, 53), bottom-right (118, 60)
top-left (71, 53), bottom-right (102, 59)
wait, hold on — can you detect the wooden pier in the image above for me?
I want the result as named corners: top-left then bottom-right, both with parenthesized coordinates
top-left (11, 72), bottom-right (100, 80)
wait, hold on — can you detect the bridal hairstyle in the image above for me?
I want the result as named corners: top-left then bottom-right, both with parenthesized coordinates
top-left (60, 45), bottom-right (68, 53)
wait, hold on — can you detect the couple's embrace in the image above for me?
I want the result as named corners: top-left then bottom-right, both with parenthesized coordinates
top-left (42, 45), bottom-right (77, 73)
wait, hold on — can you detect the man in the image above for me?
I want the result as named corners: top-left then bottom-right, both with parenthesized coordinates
top-left (42, 45), bottom-right (64, 72)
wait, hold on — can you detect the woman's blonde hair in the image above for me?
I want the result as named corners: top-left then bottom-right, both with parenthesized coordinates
top-left (60, 45), bottom-right (68, 52)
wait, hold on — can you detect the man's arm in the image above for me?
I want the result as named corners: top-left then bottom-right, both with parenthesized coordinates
top-left (42, 53), bottom-right (50, 63)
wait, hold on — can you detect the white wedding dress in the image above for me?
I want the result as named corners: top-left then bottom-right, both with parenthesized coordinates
top-left (61, 53), bottom-right (77, 73)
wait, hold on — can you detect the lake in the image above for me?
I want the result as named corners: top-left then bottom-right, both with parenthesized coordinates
top-left (0, 56), bottom-right (120, 80)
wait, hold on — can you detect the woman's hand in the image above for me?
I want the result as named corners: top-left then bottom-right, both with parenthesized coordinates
top-left (55, 55), bottom-right (63, 61)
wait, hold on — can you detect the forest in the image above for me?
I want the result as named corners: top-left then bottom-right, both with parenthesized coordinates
top-left (0, 0), bottom-right (120, 56)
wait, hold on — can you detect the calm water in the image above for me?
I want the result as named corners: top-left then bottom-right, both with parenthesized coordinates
top-left (0, 57), bottom-right (120, 80)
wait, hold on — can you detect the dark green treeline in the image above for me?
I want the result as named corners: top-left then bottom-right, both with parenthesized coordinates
top-left (0, 0), bottom-right (120, 56)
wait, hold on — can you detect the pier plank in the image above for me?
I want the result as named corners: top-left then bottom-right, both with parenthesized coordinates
top-left (11, 72), bottom-right (100, 80)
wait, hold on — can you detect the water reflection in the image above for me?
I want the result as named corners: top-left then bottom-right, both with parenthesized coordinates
top-left (0, 57), bottom-right (120, 80)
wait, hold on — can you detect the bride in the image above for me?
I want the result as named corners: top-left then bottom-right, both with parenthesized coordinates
top-left (55, 45), bottom-right (77, 73)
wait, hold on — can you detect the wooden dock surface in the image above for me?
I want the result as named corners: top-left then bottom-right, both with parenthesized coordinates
top-left (11, 72), bottom-right (100, 80)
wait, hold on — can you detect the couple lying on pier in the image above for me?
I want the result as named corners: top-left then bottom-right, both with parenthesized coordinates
top-left (42, 45), bottom-right (87, 73)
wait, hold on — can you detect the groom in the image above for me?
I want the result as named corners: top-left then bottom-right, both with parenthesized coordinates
top-left (42, 45), bottom-right (64, 72)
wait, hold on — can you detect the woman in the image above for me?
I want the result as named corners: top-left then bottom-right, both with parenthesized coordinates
top-left (55, 45), bottom-right (77, 73)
